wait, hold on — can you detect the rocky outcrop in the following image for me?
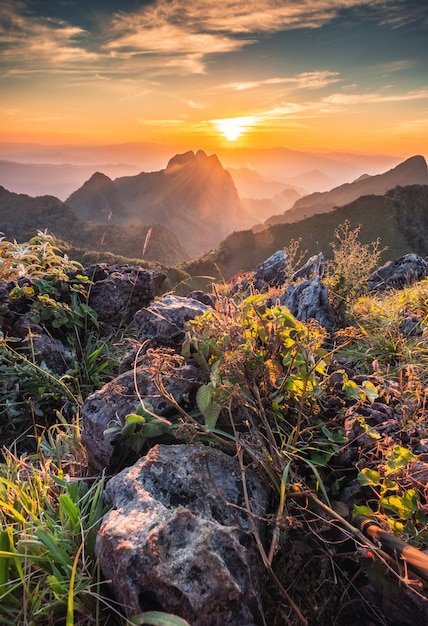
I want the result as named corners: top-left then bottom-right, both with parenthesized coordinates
top-left (85, 264), bottom-right (166, 327)
top-left (276, 276), bottom-right (335, 332)
top-left (96, 444), bottom-right (269, 625)
top-left (366, 253), bottom-right (428, 292)
top-left (134, 295), bottom-right (211, 349)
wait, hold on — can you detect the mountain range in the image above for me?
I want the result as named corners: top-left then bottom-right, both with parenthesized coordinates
top-left (0, 147), bottom-right (427, 285)
top-left (66, 150), bottom-right (255, 256)
top-left (0, 141), bottom-right (403, 200)
top-left (267, 155), bottom-right (428, 225)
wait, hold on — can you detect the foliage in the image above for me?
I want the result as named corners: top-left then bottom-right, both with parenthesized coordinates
top-left (0, 420), bottom-right (111, 625)
top-left (325, 220), bottom-right (386, 314)
top-left (0, 229), bottom-right (81, 281)
top-left (1, 225), bottom-right (428, 624)
top-left (183, 294), bottom-right (333, 505)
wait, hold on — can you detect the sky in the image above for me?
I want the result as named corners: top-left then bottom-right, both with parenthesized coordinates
top-left (1, 0), bottom-right (428, 155)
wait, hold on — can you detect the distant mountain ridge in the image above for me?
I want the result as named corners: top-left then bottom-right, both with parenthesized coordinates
top-left (267, 155), bottom-right (428, 225)
top-left (67, 150), bottom-right (255, 255)
top-left (183, 184), bottom-right (428, 284)
top-left (0, 186), bottom-right (189, 266)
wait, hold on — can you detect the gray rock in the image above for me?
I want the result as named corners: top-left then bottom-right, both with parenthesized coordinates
top-left (88, 265), bottom-right (166, 327)
top-left (278, 276), bottom-right (335, 331)
top-left (367, 254), bottom-right (428, 292)
top-left (134, 295), bottom-right (210, 349)
top-left (96, 444), bottom-right (268, 625)
top-left (291, 252), bottom-right (325, 281)
top-left (253, 249), bottom-right (288, 287)
top-left (81, 350), bottom-right (205, 471)
top-left (27, 333), bottom-right (73, 375)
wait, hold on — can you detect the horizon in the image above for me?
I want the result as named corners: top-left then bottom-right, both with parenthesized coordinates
top-left (1, 1), bottom-right (427, 157)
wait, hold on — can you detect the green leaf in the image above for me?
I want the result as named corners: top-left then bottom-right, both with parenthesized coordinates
top-left (361, 380), bottom-right (379, 402)
top-left (130, 610), bottom-right (191, 625)
top-left (34, 528), bottom-right (73, 569)
top-left (196, 384), bottom-right (212, 415)
top-left (203, 403), bottom-right (221, 429)
top-left (342, 379), bottom-right (364, 400)
top-left (384, 445), bottom-right (414, 475)
top-left (352, 504), bottom-right (374, 517)
top-left (58, 493), bottom-right (80, 527)
top-left (358, 468), bottom-right (382, 487)
top-left (379, 489), bottom-right (419, 520)
top-left (140, 420), bottom-right (170, 439)
top-left (0, 530), bottom-right (11, 586)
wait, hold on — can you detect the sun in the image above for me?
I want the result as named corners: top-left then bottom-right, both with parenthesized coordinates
top-left (213, 116), bottom-right (257, 142)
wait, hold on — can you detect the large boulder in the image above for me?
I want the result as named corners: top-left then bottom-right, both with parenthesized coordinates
top-left (276, 276), bottom-right (336, 331)
top-left (253, 249), bottom-right (288, 287)
top-left (81, 350), bottom-right (205, 471)
top-left (96, 444), bottom-right (269, 625)
top-left (86, 265), bottom-right (166, 327)
top-left (134, 295), bottom-right (211, 349)
top-left (367, 254), bottom-right (428, 292)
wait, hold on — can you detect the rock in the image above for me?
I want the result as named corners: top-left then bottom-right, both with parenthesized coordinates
top-left (253, 249), bottom-right (288, 287)
top-left (291, 252), bottom-right (326, 281)
top-left (96, 444), bottom-right (269, 625)
top-left (81, 350), bottom-right (205, 471)
top-left (187, 290), bottom-right (217, 308)
top-left (87, 265), bottom-right (166, 327)
top-left (134, 295), bottom-right (211, 349)
top-left (277, 276), bottom-right (336, 331)
top-left (367, 254), bottom-right (428, 292)
top-left (26, 333), bottom-right (73, 375)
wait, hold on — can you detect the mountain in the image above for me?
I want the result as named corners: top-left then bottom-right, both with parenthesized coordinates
top-left (0, 186), bottom-right (189, 266)
top-left (182, 185), bottom-right (428, 284)
top-left (66, 150), bottom-right (255, 256)
top-left (267, 155), bottom-right (428, 225)
top-left (226, 167), bottom-right (292, 199)
top-left (0, 159), bottom-right (140, 200)
top-left (217, 146), bottom-right (402, 186)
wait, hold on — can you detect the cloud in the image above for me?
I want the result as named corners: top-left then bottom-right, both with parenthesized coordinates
top-left (223, 71), bottom-right (341, 91)
top-left (323, 89), bottom-right (428, 105)
top-left (0, 0), bottom-right (422, 80)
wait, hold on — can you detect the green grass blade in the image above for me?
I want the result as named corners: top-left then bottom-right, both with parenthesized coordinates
top-left (34, 528), bottom-right (73, 569)
top-left (66, 542), bottom-right (83, 626)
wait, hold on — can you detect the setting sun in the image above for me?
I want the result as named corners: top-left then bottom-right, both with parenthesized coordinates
top-left (213, 116), bottom-right (258, 142)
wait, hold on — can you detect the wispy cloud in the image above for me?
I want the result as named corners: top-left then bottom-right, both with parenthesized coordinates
top-left (223, 71), bottom-right (341, 91)
top-left (0, 1), bottom-right (97, 68)
top-left (323, 89), bottom-right (428, 105)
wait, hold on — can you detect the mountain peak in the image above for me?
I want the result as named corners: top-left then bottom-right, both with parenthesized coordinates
top-left (393, 155), bottom-right (427, 175)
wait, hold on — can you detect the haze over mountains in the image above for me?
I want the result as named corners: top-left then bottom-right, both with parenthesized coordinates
top-left (0, 143), bottom-right (427, 282)
top-left (267, 155), bottom-right (428, 225)
top-left (0, 141), bottom-right (403, 200)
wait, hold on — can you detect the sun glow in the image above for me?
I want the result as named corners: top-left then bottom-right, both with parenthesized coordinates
top-left (213, 116), bottom-right (257, 141)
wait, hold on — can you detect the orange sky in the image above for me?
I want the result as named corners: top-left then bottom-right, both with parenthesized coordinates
top-left (1, 1), bottom-right (427, 157)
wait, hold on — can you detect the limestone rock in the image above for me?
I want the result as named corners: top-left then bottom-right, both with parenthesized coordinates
top-left (291, 252), bottom-right (326, 281)
top-left (81, 350), bottom-right (205, 471)
top-left (87, 265), bottom-right (166, 327)
top-left (134, 295), bottom-right (210, 349)
top-left (253, 249), bottom-right (288, 287)
top-left (277, 276), bottom-right (335, 331)
top-left (96, 444), bottom-right (268, 625)
top-left (367, 253), bottom-right (428, 292)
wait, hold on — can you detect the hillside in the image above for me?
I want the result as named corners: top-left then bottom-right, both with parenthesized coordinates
top-left (67, 150), bottom-right (255, 256)
top-left (182, 184), bottom-right (428, 283)
top-left (0, 186), bottom-right (189, 266)
top-left (267, 155), bottom-right (428, 225)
